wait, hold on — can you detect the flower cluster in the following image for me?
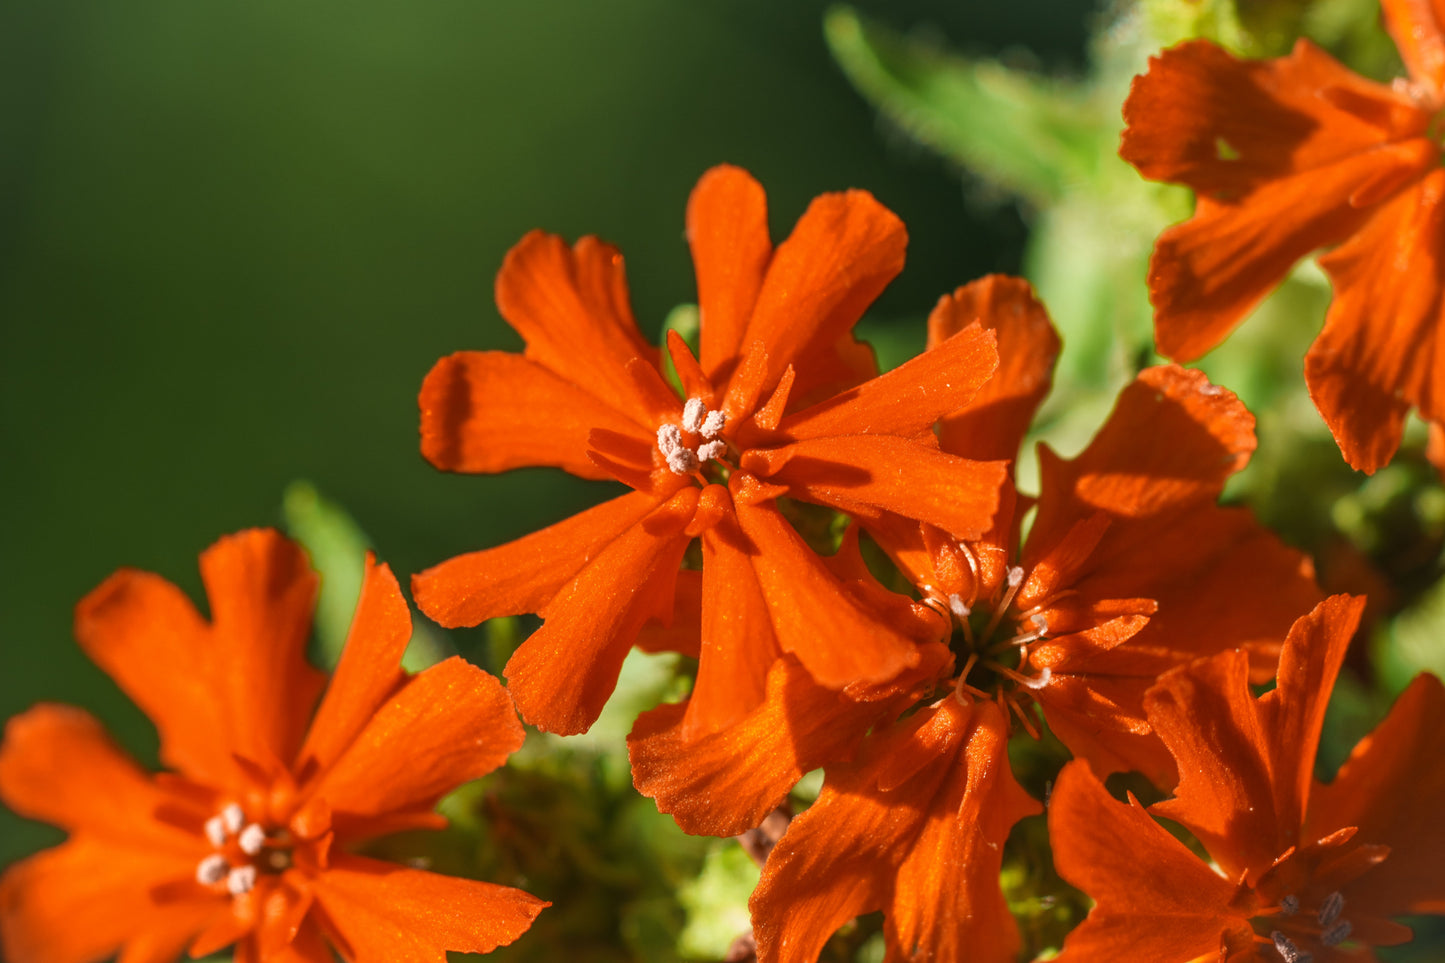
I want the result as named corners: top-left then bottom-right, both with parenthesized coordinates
top-left (4, 3), bottom-right (1445, 962)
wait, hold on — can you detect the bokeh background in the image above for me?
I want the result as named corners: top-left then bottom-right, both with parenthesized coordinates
top-left (0, 0), bottom-right (1096, 869)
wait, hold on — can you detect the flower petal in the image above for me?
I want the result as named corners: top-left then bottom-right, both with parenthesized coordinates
top-left (1309, 672), bottom-right (1445, 918)
top-left (1307, 170), bottom-right (1445, 473)
top-left (297, 556), bottom-right (411, 783)
top-left (629, 656), bottom-right (900, 837)
top-left (0, 704), bottom-right (200, 848)
top-left (504, 489), bottom-right (698, 734)
top-left (1147, 596), bottom-right (1363, 880)
top-left (0, 836), bottom-right (217, 963)
top-left (929, 276), bottom-right (1061, 462)
top-left (412, 490), bottom-right (660, 629)
top-left (1381, 0), bottom-right (1445, 96)
top-left (688, 165), bottom-right (773, 385)
top-left (419, 350), bottom-right (648, 479)
top-left (307, 656), bottom-right (523, 833)
top-left (1122, 40), bottom-right (1418, 199)
top-left (71, 571), bottom-right (221, 784)
top-left (729, 480), bottom-right (919, 689)
top-left (1049, 761), bottom-right (1250, 963)
top-left (750, 700), bottom-right (1035, 963)
top-left (726, 188), bottom-right (905, 409)
top-left (494, 230), bottom-right (664, 426)
top-left (749, 436), bottom-right (1006, 543)
top-left (308, 853), bottom-right (546, 963)
top-left (199, 529), bottom-right (325, 773)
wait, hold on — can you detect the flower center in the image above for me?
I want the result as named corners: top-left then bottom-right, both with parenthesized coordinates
top-left (657, 397), bottom-right (728, 476)
top-left (195, 802), bottom-right (292, 896)
top-left (923, 558), bottom-right (1053, 736)
top-left (1265, 890), bottom-right (1355, 962)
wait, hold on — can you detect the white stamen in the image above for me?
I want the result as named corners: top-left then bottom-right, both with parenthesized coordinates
top-left (196, 854), bottom-right (229, 886)
top-left (657, 424), bottom-right (683, 457)
top-left (1317, 891), bottom-right (1344, 926)
top-left (665, 447), bottom-right (700, 475)
top-left (1030, 613), bottom-right (1048, 634)
top-left (948, 594), bottom-right (970, 620)
top-left (1271, 932), bottom-right (1311, 963)
top-left (226, 865), bottom-right (258, 896)
top-left (221, 803), bottom-right (245, 835)
top-left (682, 398), bottom-right (707, 433)
top-left (700, 410), bottom-right (726, 439)
top-left (1278, 894), bottom-right (1299, 916)
top-left (1006, 566), bottom-right (1024, 588)
top-left (204, 816), bottom-right (227, 847)
top-left (1321, 920), bottom-right (1352, 947)
top-left (696, 440), bottom-right (728, 463)
top-left (238, 823), bottom-right (266, 856)
top-left (1019, 667), bottom-right (1052, 690)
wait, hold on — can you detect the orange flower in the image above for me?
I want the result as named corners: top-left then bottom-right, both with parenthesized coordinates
top-left (413, 165), bottom-right (1007, 740)
top-left (1122, 1), bottom-right (1445, 472)
top-left (873, 276), bottom-right (1320, 785)
top-left (747, 698), bottom-right (1039, 963)
top-left (1050, 595), bottom-right (1445, 961)
top-left (0, 530), bottom-right (546, 963)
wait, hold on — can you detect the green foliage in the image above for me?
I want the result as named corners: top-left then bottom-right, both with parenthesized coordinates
top-left (677, 842), bottom-right (761, 959)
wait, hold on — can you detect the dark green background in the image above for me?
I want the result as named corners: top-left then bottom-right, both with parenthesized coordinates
top-left (0, 0), bottom-right (1093, 870)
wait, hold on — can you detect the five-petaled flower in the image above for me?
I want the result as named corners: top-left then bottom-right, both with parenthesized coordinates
top-left (413, 164), bottom-right (1008, 753)
top-left (1122, 0), bottom-right (1445, 472)
top-left (0, 529), bottom-right (546, 963)
top-left (1050, 595), bottom-right (1445, 962)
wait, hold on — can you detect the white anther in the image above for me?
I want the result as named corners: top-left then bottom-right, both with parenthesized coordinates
top-left (204, 816), bottom-right (227, 847)
top-left (1317, 891), bottom-right (1344, 926)
top-left (1030, 613), bottom-right (1048, 634)
top-left (221, 803), bottom-right (245, 835)
top-left (665, 447), bottom-right (700, 475)
top-left (700, 410), bottom-right (726, 439)
top-left (238, 823), bottom-right (266, 856)
top-left (196, 854), bottom-right (229, 886)
top-left (1020, 667), bottom-right (1052, 690)
top-left (1270, 932), bottom-right (1311, 963)
top-left (1321, 919), bottom-right (1352, 947)
top-left (1278, 894), bottom-right (1299, 916)
top-left (682, 398), bottom-right (707, 433)
top-left (657, 424), bottom-right (684, 457)
top-left (948, 595), bottom-right (970, 620)
top-left (696, 440), bottom-right (728, 463)
top-left (226, 865), bottom-right (258, 896)
top-left (1006, 566), bottom-right (1024, 588)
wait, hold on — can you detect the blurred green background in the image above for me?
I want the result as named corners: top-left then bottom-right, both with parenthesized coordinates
top-left (0, 0), bottom-right (1094, 867)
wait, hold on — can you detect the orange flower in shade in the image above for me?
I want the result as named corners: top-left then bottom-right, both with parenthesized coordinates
top-left (0, 530), bottom-right (546, 963)
top-left (749, 698), bottom-right (1038, 963)
top-left (1122, 0), bottom-right (1445, 472)
top-left (413, 164), bottom-right (1007, 744)
top-left (1050, 595), bottom-right (1445, 962)
top-left (871, 275), bottom-right (1320, 786)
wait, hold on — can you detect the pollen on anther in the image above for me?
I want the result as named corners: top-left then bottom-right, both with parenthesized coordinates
top-left (696, 440), bottom-right (727, 463)
top-left (1006, 566), bottom-right (1024, 588)
top-left (1278, 894), bottom-right (1299, 916)
top-left (1317, 891), bottom-right (1344, 926)
top-left (682, 398), bottom-right (707, 433)
top-left (220, 803), bottom-right (245, 836)
top-left (204, 815), bottom-right (227, 847)
top-left (196, 854), bottom-right (229, 886)
top-left (1270, 931), bottom-right (1312, 963)
top-left (700, 410), bottom-right (726, 438)
top-left (665, 447), bottom-right (700, 475)
top-left (657, 424), bottom-right (684, 456)
top-left (238, 823), bottom-right (266, 856)
top-left (226, 865), bottom-right (258, 896)
top-left (1321, 919), bottom-right (1352, 947)
top-left (948, 594), bottom-right (970, 620)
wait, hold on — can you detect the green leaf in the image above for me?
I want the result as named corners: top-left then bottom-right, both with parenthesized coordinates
top-left (824, 6), bottom-right (1097, 206)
